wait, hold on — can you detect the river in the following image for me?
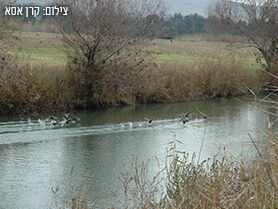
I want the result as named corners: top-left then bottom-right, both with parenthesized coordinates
top-left (0, 95), bottom-right (270, 208)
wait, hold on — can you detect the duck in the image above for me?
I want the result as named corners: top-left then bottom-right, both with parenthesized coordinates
top-left (64, 113), bottom-right (71, 119)
top-left (180, 112), bottom-right (190, 124)
top-left (144, 117), bottom-right (153, 123)
top-left (65, 117), bottom-right (71, 124)
top-left (182, 112), bottom-right (190, 118)
top-left (49, 115), bottom-right (58, 120)
top-left (63, 113), bottom-right (71, 124)
top-left (181, 118), bottom-right (189, 124)
top-left (52, 120), bottom-right (59, 126)
top-left (73, 116), bottom-right (81, 121)
top-left (64, 113), bottom-right (82, 124)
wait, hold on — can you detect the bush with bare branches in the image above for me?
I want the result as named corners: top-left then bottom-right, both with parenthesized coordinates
top-left (53, 0), bottom-right (166, 108)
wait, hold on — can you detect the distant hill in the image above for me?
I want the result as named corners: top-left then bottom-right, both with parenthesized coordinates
top-left (164, 0), bottom-right (210, 16)
top-left (15, 0), bottom-right (211, 15)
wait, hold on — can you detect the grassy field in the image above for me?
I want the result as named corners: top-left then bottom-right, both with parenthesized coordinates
top-left (8, 32), bottom-right (66, 66)
top-left (150, 38), bottom-right (258, 67)
top-left (10, 32), bottom-right (259, 67)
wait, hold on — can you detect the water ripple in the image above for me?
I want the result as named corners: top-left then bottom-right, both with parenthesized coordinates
top-left (0, 118), bottom-right (204, 145)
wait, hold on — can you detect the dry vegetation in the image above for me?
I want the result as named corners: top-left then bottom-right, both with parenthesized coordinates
top-left (209, 0), bottom-right (278, 86)
top-left (0, 32), bottom-right (268, 115)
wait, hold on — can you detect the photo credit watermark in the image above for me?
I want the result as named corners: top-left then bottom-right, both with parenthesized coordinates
top-left (4, 6), bottom-right (68, 17)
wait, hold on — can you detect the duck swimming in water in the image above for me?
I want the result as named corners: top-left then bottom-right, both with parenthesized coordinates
top-left (63, 113), bottom-right (71, 124)
top-left (180, 112), bottom-right (190, 124)
top-left (52, 120), bottom-right (59, 126)
top-left (144, 117), bottom-right (153, 123)
top-left (49, 115), bottom-right (58, 120)
top-left (181, 118), bottom-right (189, 124)
top-left (182, 112), bottom-right (190, 118)
top-left (73, 116), bottom-right (81, 121)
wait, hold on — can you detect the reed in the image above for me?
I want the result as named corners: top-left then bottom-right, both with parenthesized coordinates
top-left (147, 53), bottom-right (265, 102)
top-left (0, 55), bottom-right (68, 115)
top-left (51, 168), bottom-right (99, 209)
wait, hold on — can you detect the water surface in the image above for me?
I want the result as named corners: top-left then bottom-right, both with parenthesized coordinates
top-left (0, 96), bottom-right (271, 208)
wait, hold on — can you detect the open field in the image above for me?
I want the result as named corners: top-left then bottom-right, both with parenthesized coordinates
top-left (7, 32), bottom-right (66, 67)
top-left (150, 38), bottom-right (258, 67)
top-left (9, 32), bottom-right (259, 67)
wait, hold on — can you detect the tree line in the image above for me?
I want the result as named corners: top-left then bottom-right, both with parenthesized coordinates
top-left (17, 4), bottom-right (208, 38)
top-left (18, 2), bottom-right (274, 41)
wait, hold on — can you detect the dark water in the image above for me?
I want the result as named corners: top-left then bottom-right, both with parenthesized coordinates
top-left (0, 96), bottom-right (271, 208)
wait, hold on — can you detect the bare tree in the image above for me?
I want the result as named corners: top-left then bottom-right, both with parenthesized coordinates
top-left (208, 0), bottom-right (278, 85)
top-left (53, 0), bottom-right (166, 107)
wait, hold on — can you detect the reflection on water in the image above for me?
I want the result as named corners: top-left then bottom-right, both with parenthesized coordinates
top-left (0, 95), bottom-right (273, 208)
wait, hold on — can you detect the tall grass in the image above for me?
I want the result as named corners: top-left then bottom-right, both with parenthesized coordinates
top-left (0, 54), bottom-right (69, 115)
top-left (145, 53), bottom-right (266, 102)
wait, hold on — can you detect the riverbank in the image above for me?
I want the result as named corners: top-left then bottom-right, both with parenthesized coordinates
top-left (0, 32), bottom-right (267, 115)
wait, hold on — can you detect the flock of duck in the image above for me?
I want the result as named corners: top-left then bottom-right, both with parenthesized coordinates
top-left (8, 110), bottom-right (213, 134)
top-left (48, 111), bottom-right (191, 127)
top-left (17, 110), bottom-right (211, 133)
top-left (144, 111), bottom-right (191, 124)
top-left (49, 113), bottom-right (81, 127)
top-left (49, 111), bottom-right (207, 128)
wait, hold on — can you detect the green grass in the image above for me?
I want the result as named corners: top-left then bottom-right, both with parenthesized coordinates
top-left (151, 49), bottom-right (258, 68)
top-left (7, 37), bottom-right (259, 69)
top-left (8, 46), bottom-right (67, 65)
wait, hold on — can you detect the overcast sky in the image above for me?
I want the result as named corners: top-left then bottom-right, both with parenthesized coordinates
top-left (164, 0), bottom-right (211, 15)
top-left (15, 0), bottom-right (212, 16)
